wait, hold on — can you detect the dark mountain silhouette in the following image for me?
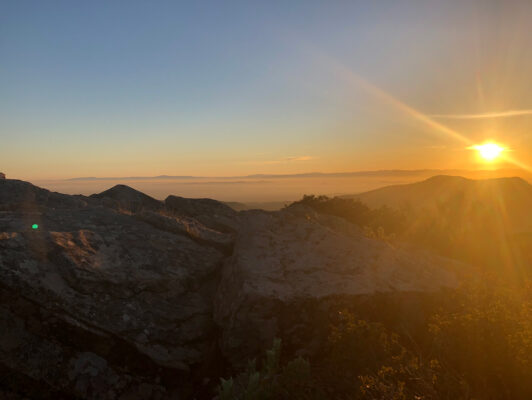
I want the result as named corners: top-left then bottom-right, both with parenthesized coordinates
top-left (347, 175), bottom-right (532, 233)
top-left (90, 184), bottom-right (164, 213)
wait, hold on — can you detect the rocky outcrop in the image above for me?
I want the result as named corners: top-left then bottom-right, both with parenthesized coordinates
top-left (0, 179), bottom-right (459, 399)
top-left (0, 180), bottom-right (226, 399)
top-left (90, 185), bottom-right (163, 214)
top-left (136, 211), bottom-right (234, 253)
top-left (214, 205), bottom-right (459, 367)
top-left (165, 195), bottom-right (239, 233)
top-left (0, 179), bottom-right (87, 211)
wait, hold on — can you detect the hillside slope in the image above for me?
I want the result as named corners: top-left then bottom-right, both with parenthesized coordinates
top-left (346, 175), bottom-right (532, 277)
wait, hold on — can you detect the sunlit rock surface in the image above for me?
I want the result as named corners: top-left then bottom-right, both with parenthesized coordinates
top-left (214, 205), bottom-right (458, 366)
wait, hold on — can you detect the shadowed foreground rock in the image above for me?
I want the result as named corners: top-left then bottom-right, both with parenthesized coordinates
top-left (0, 179), bottom-right (459, 399)
top-left (0, 180), bottom-right (226, 399)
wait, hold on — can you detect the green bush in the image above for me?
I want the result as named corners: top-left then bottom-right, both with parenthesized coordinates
top-left (216, 339), bottom-right (325, 400)
top-left (321, 310), bottom-right (459, 400)
top-left (429, 280), bottom-right (532, 399)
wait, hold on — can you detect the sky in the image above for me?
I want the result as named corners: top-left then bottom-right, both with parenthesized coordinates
top-left (3, 0), bottom-right (532, 180)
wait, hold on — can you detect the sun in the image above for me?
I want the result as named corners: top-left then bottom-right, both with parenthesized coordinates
top-left (471, 142), bottom-right (505, 161)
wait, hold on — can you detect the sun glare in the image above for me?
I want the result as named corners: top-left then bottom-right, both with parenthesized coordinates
top-left (471, 143), bottom-right (505, 161)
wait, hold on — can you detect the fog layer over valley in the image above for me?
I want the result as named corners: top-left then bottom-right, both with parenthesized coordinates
top-left (31, 168), bottom-right (532, 204)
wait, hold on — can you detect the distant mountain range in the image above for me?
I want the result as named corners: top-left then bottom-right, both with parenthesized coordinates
top-left (68, 168), bottom-right (529, 181)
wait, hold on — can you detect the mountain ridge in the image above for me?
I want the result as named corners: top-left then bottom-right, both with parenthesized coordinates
top-left (66, 168), bottom-right (529, 181)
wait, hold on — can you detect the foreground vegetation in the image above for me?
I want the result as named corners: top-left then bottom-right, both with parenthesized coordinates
top-left (217, 279), bottom-right (531, 399)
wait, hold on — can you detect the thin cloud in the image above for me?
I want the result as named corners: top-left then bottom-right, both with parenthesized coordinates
top-left (183, 180), bottom-right (271, 185)
top-left (283, 156), bottom-right (314, 162)
top-left (262, 156), bottom-right (315, 165)
top-left (430, 110), bottom-right (532, 120)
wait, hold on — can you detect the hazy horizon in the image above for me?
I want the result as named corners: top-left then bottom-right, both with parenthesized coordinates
top-left (24, 167), bottom-right (532, 202)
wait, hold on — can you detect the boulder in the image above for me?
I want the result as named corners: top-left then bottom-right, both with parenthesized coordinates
top-left (136, 211), bottom-right (234, 253)
top-left (165, 195), bottom-right (239, 232)
top-left (214, 206), bottom-right (459, 367)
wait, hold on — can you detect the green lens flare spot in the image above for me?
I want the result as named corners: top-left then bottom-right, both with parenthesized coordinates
top-left (32, 224), bottom-right (39, 230)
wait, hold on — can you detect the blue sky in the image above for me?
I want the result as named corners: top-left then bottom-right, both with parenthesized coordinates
top-left (2, 0), bottom-right (532, 179)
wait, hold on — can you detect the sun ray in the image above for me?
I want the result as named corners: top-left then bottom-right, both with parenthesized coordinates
top-left (431, 109), bottom-right (532, 119)
top-left (306, 47), bottom-right (532, 173)
top-left (311, 51), bottom-right (472, 145)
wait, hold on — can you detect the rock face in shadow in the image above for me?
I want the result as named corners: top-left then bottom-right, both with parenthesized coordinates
top-left (0, 179), bottom-right (88, 211)
top-left (0, 180), bottom-right (227, 399)
top-left (0, 179), bottom-right (459, 399)
top-left (165, 195), bottom-right (239, 233)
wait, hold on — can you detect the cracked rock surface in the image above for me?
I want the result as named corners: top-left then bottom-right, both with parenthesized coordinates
top-left (0, 180), bottom-right (226, 399)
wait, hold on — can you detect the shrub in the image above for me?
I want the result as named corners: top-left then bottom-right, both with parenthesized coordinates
top-left (217, 280), bottom-right (531, 399)
top-left (289, 195), bottom-right (406, 238)
top-left (216, 339), bottom-right (325, 400)
top-left (429, 280), bottom-right (532, 399)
